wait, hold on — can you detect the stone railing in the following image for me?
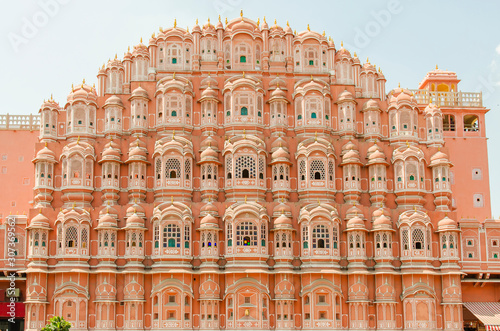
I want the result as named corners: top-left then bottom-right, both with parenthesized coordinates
top-left (409, 90), bottom-right (482, 107)
top-left (0, 114), bottom-right (40, 130)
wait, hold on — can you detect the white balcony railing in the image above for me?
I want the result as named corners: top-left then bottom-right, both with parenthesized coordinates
top-left (409, 90), bottom-right (482, 107)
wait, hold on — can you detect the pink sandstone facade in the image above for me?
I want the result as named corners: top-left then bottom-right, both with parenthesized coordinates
top-left (0, 14), bottom-right (497, 331)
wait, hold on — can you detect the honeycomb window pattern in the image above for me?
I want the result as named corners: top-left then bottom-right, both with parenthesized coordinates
top-left (165, 158), bottom-right (181, 179)
top-left (236, 221), bottom-right (258, 246)
top-left (309, 160), bottom-right (326, 180)
top-left (235, 155), bottom-right (256, 179)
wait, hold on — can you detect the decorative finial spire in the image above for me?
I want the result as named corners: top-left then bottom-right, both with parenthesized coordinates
top-left (274, 19), bottom-right (277, 25)
top-left (398, 82), bottom-right (401, 88)
top-left (159, 26), bottom-right (163, 32)
top-left (77, 136), bottom-right (80, 144)
top-left (310, 75), bottom-right (313, 81)
top-left (45, 142), bottom-right (47, 147)
top-left (406, 140), bottom-right (410, 147)
top-left (287, 20), bottom-right (289, 26)
top-left (243, 129), bottom-right (246, 138)
top-left (152, 32), bottom-right (155, 38)
top-left (366, 57), bottom-right (369, 63)
top-left (307, 24), bottom-right (310, 31)
top-left (208, 17), bottom-right (210, 24)
top-left (174, 18), bottom-right (177, 28)
top-left (240, 9), bottom-right (243, 19)
top-left (341, 41), bottom-right (343, 47)
top-left (71, 83), bottom-right (74, 92)
top-left (245, 195), bottom-right (247, 203)
top-left (257, 17), bottom-right (260, 26)
top-left (315, 131), bottom-right (317, 141)
top-left (436, 64), bottom-right (438, 69)
top-left (323, 30), bottom-right (325, 36)
top-left (171, 196), bottom-right (174, 204)
top-left (242, 71), bottom-right (245, 78)
top-left (196, 18), bottom-right (198, 25)
top-left (82, 78), bottom-right (86, 84)
top-left (353, 51), bottom-right (357, 57)
top-left (218, 15), bottom-right (221, 22)
top-left (225, 17), bottom-right (228, 25)
top-left (172, 130), bottom-right (175, 140)
top-left (187, 26), bottom-right (189, 33)
top-left (294, 29), bottom-right (297, 34)
top-left (173, 72), bottom-right (176, 79)
top-left (318, 198), bottom-right (321, 206)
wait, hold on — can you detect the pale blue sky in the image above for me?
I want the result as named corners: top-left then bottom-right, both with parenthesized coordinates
top-left (1, 0), bottom-right (499, 216)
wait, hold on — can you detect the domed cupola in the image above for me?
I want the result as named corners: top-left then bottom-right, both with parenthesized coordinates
top-left (360, 59), bottom-right (378, 98)
top-left (65, 81), bottom-right (98, 140)
top-left (387, 87), bottom-right (420, 144)
top-left (131, 40), bottom-right (150, 81)
top-left (27, 211), bottom-right (51, 263)
top-left (429, 149), bottom-right (453, 211)
top-left (199, 78), bottom-right (220, 133)
top-left (345, 214), bottom-right (367, 264)
top-left (33, 144), bottom-right (58, 207)
top-left (270, 139), bottom-right (292, 201)
top-left (126, 139), bottom-right (148, 203)
top-left (437, 215), bottom-right (459, 265)
top-left (372, 207), bottom-right (394, 264)
top-left (199, 202), bottom-right (220, 266)
top-left (198, 137), bottom-right (221, 202)
top-left (340, 142), bottom-right (362, 204)
top-left (99, 140), bottom-right (123, 205)
top-left (336, 89), bottom-right (357, 138)
top-left (39, 97), bottom-right (60, 141)
top-left (95, 209), bottom-right (118, 265)
top-left (268, 83), bottom-right (289, 132)
top-left (366, 143), bottom-right (389, 206)
top-left (424, 102), bottom-right (444, 146)
top-left (362, 99), bottom-right (383, 140)
top-left (129, 85), bottom-right (150, 135)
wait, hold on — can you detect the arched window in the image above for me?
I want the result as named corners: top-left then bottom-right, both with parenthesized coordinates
top-left (236, 221), bottom-right (258, 246)
top-left (241, 107), bottom-right (248, 116)
top-left (163, 224), bottom-right (181, 248)
top-left (464, 114), bottom-right (479, 132)
top-left (412, 228), bottom-right (424, 250)
top-left (312, 225), bottom-right (329, 249)
top-left (65, 226), bottom-right (78, 248)
top-left (310, 160), bottom-right (325, 180)
top-left (311, 112), bottom-right (317, 119)
top-left (235, 155), bottom-right (256, 179)
top-left (165, 158), bottom-right (181, 179)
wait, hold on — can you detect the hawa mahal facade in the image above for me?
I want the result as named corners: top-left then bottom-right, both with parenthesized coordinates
top-left (0, 13), bottom-right (497, 331)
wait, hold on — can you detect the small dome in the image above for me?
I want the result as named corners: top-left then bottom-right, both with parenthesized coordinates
top-left (346, 205), bottom-right (363, 219)
top-left (102, 145), bottom-right (121, 160)
top-left (362, 99), bottom-right (380, 111)
top-left (201, 136), bottom-right (219, 150)
top-left (342, 140), bottom-right (357, 153)
top-left (273, 202), bottom-right (292, 216)
top-left (438, 216), bottom-right (457, 229)
top-left (129, 145), bottom-right (147, 159)
top-left (337, 89), bottom-right (354, 102)
top-left (35, 146), bottom-right (56, 161)
top-left (424, 102), bottom-right (441, 116)
top-left (28, 213), bottom-right (50, 229)
top-left (98, 213), bottom-right (117, 228)
top-left (200, 146), bottom-right (218, 161)
top-left (373, 214), bottom-right (392, 227)
top-left (430, 150), bottom-right (451, 167)
top-left (126, 213), bottom-right (145, 227)
top-left (99, 205), bottom-right (118, 216)
top-left (201, 85), bottom-right (218, 99)
top-left (200, 214), bottom-right (218, 226)
top-left (336, 46), bottom-right (352, 58)
top-left (367, 143), bottom-right (382, 154)
top-left (431, 150), bottom-right (448, 162)
top-left (271, 136), bottom-right (289, 151)
top-left (372, 207), bottom-right (388, 218)
top-left (104, 95), bottom-right (123, 108)
top-left (271, 86), bottom-right (287, 99)
top-left (126, 203), bottom-right (145, 215)
top-left (272, 147), bottom-right (290, 160)
top-left (368, 149), bottom-right (386, 162)
top-left (347, 215), bottom-right (365, 229)
top-left (201, 201), bottom-right (218, 215)
top-left (274, 214), bottom-right (292, 226)
top-left (130, 85), bottom-right (149, 99)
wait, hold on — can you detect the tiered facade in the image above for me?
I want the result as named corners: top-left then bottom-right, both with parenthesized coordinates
top-left (14, 14), bottom-right (491, 331)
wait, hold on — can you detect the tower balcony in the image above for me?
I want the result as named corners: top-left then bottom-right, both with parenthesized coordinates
top-left (409, 89), bottom-right (482, 107)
